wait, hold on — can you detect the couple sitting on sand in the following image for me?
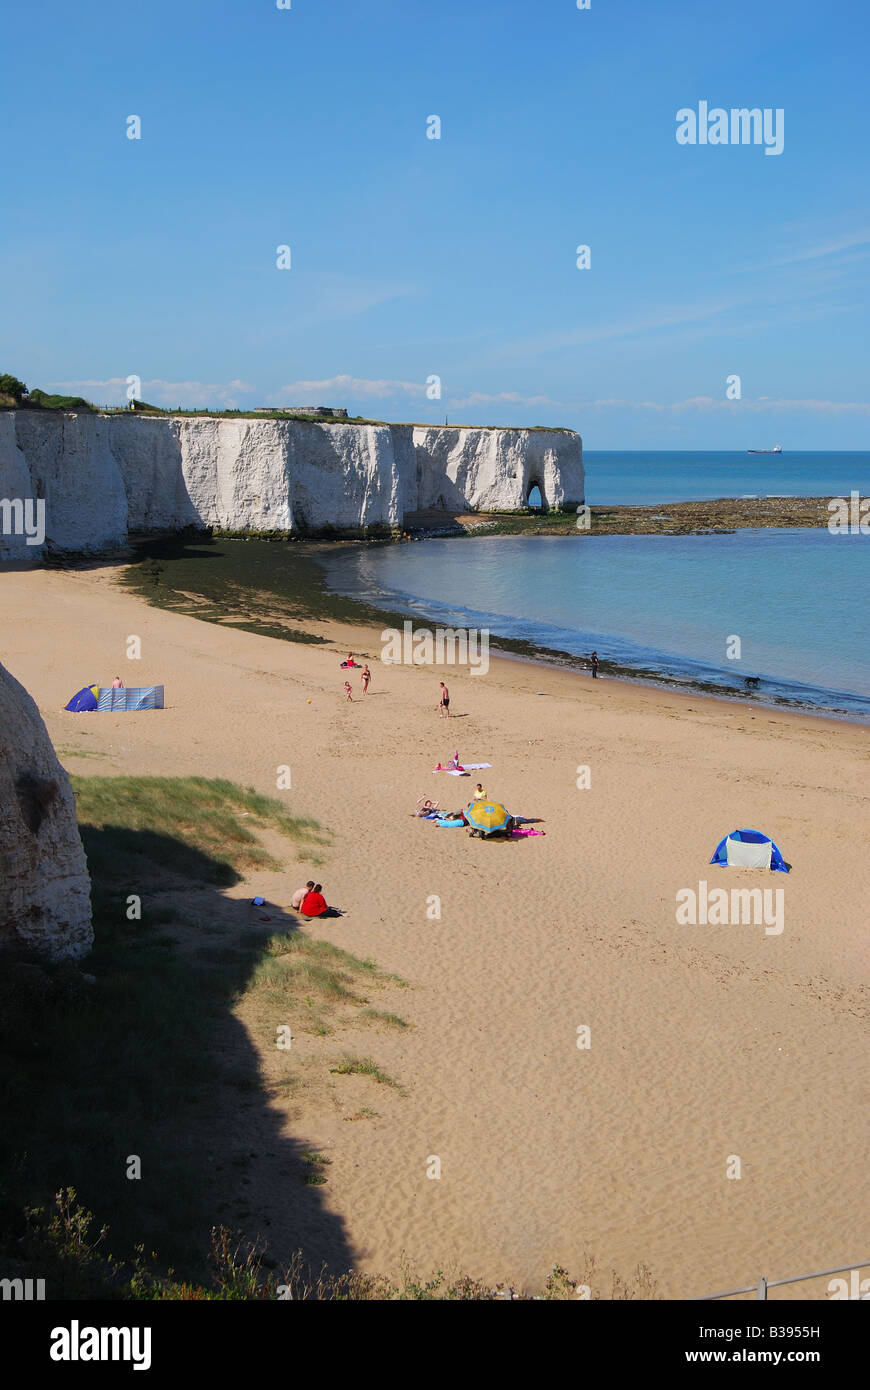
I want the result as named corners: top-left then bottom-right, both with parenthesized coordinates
top-left (290, 880), bottom-right (346, 919)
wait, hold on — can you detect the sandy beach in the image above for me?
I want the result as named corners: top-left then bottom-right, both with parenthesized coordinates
top-left (2, 561), bottom-right (868, 1299)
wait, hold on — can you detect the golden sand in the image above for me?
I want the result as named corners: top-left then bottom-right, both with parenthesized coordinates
top-left (2, 563), bottom-right (868, 1297)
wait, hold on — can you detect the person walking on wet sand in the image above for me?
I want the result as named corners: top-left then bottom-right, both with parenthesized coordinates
top-left (439, 681), bottom-right (450, 718)
top-left (361, 664), bottom-right (371, 695)
top-left (590, 651), bottom-right (600, 679)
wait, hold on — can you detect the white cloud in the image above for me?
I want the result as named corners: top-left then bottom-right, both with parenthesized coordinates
top-left (444, 389), bottom-right (566, 410)
top-left (268, 374), bottom-right (427, 404)
top-left (45, 377), bottom-right (256, 408)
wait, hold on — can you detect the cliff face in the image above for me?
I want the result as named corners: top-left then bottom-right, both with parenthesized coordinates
top-left (0, 411), bottom-right (583, 558)
top-left (411, 427), bottom-right (583, 513)
top-left (0, 661), bottom-right (93, 961)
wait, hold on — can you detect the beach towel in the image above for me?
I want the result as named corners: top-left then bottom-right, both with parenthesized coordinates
top-left (511, 826), bottom-right (545, 837)
top-left (435, 817), bottom-right (466, 828)
top-left (433, 762), bottom-right (492, 775)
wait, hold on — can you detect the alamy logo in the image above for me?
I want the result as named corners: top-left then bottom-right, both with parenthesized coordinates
top-left (676, 880), bottom-right (784, 935)
top-left (381, 620), bottom-right (489, 675)
top-left (0, 1276), bottom-right (45, 1299)
top-left (828, 1270), bottom-right (870, 1299)
top-left (50, 1321), bottom-right (151, 1371)
top-left (676, 102), bottom-right (784, 156)
top-left (0, 497), bottom-right (45, 546)
top-left (827, 492), bottom-right (870, 534)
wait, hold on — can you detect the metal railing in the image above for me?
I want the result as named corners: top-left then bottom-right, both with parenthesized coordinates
top-left (695, 1259), bottom-right (870, 1300)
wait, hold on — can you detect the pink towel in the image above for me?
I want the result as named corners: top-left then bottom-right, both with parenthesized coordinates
top-left (511, 826), bottom-right (545, 837)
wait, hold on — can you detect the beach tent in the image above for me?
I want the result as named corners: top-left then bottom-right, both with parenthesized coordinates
top-left (64, 684), bottom-right (100, 712)
top-left (63, 684), bottom-right (164, 712)
top-left (465, 799), bottom-right (513, 837)
top-left (710, 828), bottom-right (789, 873)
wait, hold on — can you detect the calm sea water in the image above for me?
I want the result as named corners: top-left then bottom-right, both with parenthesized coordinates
top-left (322, 529), bottom-right (870, 719)
top-left (585, 451), bottom-right (870, 505)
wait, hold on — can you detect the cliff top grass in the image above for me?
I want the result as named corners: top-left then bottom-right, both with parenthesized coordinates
top-left (3, 402), bottom-right (578, 432)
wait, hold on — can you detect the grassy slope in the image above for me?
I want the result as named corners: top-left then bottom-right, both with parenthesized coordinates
top-left (0, 776), bottom-right (409, 1296)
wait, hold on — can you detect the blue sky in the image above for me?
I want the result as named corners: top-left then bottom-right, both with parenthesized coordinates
top-left (2, 0), bottom-right (868, 447)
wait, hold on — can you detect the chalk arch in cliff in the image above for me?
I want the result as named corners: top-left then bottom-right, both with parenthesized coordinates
top-left (526, 480), bottom-right (547, 511)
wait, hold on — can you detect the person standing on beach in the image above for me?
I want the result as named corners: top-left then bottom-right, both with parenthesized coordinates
top-left (361, 664), bottom-right (371, 695)
top-left (439, 681), bottom-right (450, 718)
top-left (590, 651), bottom-right (600, 679)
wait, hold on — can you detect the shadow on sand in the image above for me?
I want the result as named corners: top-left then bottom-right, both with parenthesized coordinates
top-left (0, 824), bottom-right (356, 1292)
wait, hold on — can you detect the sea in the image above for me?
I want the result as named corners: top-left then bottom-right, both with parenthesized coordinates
top-left (584, 450), bottom-right (870, 505)
top-left (321, 452), bottom-right (870, 721)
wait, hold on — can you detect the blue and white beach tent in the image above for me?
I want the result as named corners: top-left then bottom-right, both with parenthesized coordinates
top-left (710, 828), bottom-right (789, 873)
top-left (63, 685), bottom-right (164, 712)
top-left (97, 686), bottom-right (164, 711)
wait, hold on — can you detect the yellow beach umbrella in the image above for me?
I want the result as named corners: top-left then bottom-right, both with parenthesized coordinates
top-left (465, 799), bottom-right (512, 835)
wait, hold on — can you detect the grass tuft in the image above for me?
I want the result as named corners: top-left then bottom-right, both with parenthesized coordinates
top-left (329, 1054), bottom-right (401, 1089)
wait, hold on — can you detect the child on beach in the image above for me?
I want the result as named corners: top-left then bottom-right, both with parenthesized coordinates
top-left (344, 681), bottom-right (353, 701)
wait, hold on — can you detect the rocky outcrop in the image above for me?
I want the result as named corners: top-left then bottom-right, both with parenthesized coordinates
top-left (0, 411), bottom-right (584, 558)
top-left (0, 661), bottom-right (93, 961)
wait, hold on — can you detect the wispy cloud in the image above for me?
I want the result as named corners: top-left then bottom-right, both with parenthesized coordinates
top-left (578, 396), bottom-right (870, 415)
top-left (45, 378), bottom-right (256, 408)
top-left (268, 374), bottom-right (426, 404)
top-left (445, 390), bottom-right (566, 410)
top-left (44, 377), bottom-right (869, 420)
top-left (487, 295), bottom-right (754, 362)
top-left (737, 230), bottom-right (870, 272)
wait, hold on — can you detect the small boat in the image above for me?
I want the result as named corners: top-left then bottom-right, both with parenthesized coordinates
top-left (747, 445), bottom-right (783, 454)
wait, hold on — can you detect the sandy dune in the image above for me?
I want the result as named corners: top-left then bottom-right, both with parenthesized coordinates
top-left (2, 563), bottom-right (868, 1298)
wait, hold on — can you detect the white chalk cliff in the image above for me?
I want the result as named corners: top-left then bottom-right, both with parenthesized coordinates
top-left (0, 411), bottom-right (584, 560)
top-left (0, 660), bottom-right (93, 961)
